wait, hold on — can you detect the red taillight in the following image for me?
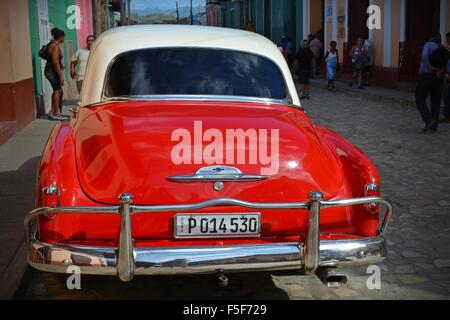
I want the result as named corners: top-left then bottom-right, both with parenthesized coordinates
top-left (364, 183), bottom-right (380, 213)
top-left (42, 186), bottom-right (59, 206)
top-left (42, 186), bottom-right (59, 219)
top-left (43, 193), bottom-right (59, 206)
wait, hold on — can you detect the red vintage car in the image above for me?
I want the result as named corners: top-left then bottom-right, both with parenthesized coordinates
top-left (25, 25), bottom-right (392, 286)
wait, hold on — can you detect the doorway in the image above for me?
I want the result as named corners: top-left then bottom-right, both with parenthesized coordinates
top-left (37, 0), bottom-right (52, 115)
top-left (344, 0), bottom-right (370, 72)
top-left (399, 0), bottom-right (440, 80)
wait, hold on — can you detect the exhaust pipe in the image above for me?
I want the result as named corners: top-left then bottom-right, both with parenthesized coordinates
top-left (316, 267), bottom-right (348, 288)
top-left (217, 269), bottom-right (229, 287)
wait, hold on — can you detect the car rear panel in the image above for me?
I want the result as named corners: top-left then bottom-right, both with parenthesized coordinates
top-left (38, 100), bottom-right (379, 243)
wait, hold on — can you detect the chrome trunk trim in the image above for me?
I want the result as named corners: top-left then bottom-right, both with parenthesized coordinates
top-left (168, 166), bottom-right (268, 183)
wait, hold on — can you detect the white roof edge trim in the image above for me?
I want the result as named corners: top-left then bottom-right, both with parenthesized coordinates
top-left (79, 25), bottom-right (300, 106)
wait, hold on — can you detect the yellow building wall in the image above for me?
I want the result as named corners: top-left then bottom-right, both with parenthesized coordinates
top-left (371, 0), bottom-right (384, 67)
top-left (447, 0), bottom-right (450, 35)
top-left (323, 0), bottom-right (355, 62)
top-left (336, 0), bottom-right (345, 60)
top-left (0, 0), bottom-right (33, 84)
top-left (0, 7), bottom-right (13, 84)
top-left (310, 0), bottom-right (323, 35)
top-left (8, 0), bottom-right (33, 82)
top-left (324, 0), bottom-right (332, 49)
top-left (391, 0), bottom-right (401, 68)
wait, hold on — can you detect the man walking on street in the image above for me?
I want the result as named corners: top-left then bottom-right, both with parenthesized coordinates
top-left (293, 40), bottom-right (315, 99)
top-left (415, 33), bottom-right (443, 132)
top-left (443, 33), bottom-right (450, 122)
top-left (71, 35), bottom-right (95, 94)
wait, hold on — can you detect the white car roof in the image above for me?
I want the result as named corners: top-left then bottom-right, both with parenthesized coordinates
top-left (80, 25), bottom-right (300, 106)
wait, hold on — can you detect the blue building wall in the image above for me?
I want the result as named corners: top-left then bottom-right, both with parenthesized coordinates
top-left (218, 0), bottom-right (304, 52)
top-left (216, 0), bottom-right (303, 48)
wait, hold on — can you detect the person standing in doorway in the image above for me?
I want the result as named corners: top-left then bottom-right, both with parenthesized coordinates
top-left (71, 35), bottom-right (95, 95)
top-left (349, 37), bottom-right (367, 89)
top-left (44, 28), bottom-right (66, 121)
top-left (363, 38), bottom-right (373, 86)
top-left (310, 35), bottom-right (324, 77)
top-left (293, 40), bottom-right (315, 99)
top-left (415, 33), bottom-right (443, 132)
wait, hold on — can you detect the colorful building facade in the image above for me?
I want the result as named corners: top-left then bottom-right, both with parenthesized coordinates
top-left (208, 0), bottom-right (450, 89)
top-left (1, 0), bottom-right (96, 143)
top-left (0, 0), bottom-right (36, 144)
top-left (323, 0), bottom-right (450, 88)
top-left (28, 0), bottom-right (94, 115)
top-left (207, 0), bottom-right (305, 50)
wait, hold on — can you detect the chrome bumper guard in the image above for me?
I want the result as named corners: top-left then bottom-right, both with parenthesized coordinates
top-left (24, 192), bottom-right (392, 282)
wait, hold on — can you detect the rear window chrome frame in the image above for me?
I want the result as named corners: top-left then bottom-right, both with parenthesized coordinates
top-left (100, 94), bottom-right (303, 111)
top-left (99, 46), bottom-right (295, 106)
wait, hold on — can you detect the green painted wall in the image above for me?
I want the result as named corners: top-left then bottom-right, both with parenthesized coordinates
top-left (295, 0), bottom-right (303, 51)
top-left (226, 1), bottom-right (233, 28)
top-left (255, 0), bottom-right (264, 34)
top-left (28, 0), bottom-right (79, 96)
top-left (252, 0), bottom-right (304, 50)
top-left (48, 0), bottom-right (78, 79)
top-left (28, 0), bottom-right (42, 96)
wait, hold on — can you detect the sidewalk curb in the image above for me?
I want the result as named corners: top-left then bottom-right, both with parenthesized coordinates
top-left (0, 239), bottom-right (28, 299)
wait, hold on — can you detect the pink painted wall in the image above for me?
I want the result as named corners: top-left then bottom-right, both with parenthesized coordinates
top-left (76, 0), bottom-right (94, 50)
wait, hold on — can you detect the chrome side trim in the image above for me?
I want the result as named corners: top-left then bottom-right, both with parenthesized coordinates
top-left (27, 236), bottom-right (386, 275)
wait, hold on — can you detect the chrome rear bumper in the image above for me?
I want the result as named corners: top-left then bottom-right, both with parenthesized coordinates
top-left (25, 193), bottom-right (392, 281)
top-left (29, 236), bottom-right (387, 276)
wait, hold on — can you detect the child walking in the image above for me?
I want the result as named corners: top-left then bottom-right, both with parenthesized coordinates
top-left (325, 41), bottom-right (339, 90)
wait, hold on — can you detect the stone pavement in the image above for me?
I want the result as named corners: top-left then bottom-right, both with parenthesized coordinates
top-left (5, 87), bottom-right (450, 299)
top-left (299, 85), bottom-right (450, 299)
top-left (0, 104), bottom-right (74, 299)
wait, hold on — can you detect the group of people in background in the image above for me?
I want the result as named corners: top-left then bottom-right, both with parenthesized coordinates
top-left (281, 34), bottom-right (374, 99)
top-left (41, 28), bottom-right (95, 121)
top-left (286, 34), bottom-right (346, 99)
top-left (281, 31), bottom-right (450, 134)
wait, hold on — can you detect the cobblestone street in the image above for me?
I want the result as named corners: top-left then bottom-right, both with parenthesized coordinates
top-left (16, 86), bottom-right (450, 300)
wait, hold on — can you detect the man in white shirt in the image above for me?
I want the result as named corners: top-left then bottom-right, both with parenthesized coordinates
top-left (310, 35), bottom-right (323, 76)
top-left (71, 35), bottom-right (95, 94)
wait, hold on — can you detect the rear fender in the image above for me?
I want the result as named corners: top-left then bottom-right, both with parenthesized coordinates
top-left (36, 123), bottom-right (118, 242)
top-left (315, 125), bottom-right (381, 236)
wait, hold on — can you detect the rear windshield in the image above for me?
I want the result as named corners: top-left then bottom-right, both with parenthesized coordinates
top-left (105, 48), bottom-right (288, 100)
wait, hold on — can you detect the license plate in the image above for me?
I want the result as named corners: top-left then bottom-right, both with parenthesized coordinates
top-left (174, 213), bottom-right (261, 238)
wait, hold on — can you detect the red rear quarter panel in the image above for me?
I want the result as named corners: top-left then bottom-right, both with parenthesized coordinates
top-left (37, 102), bottom-right (381, 246)
top-left (315, 124), bottom-right (381, 236)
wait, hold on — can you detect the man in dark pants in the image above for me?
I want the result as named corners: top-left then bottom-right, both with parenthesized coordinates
top-left (443, 33), bottom-right (450, 122)
top-left (415, 33), bottom-right (442, 132)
